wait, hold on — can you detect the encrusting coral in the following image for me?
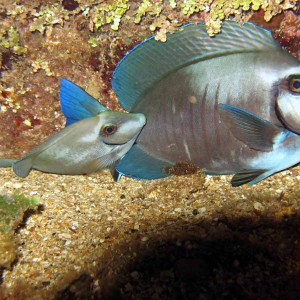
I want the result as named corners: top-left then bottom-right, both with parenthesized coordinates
top-left (0, 0), bottom-right (298, 50)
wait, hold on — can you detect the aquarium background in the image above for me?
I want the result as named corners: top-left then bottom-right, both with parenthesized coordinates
top-left (0, 1), bottom-right (299, 299)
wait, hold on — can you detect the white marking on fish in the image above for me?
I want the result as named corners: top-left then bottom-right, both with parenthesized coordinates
top-left (188, 95), bottom-right (197, 104)
top-left (172, 101), bottom-right (176, 114)
top-left (183, 139), bottom-right (192, 161)
top-left (168, 143), bottom-right (176, 149)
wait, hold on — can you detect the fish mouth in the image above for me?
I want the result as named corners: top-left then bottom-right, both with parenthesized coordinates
top-left (137, 113), bottom-right (146, 126)
top-left (102, 130), bottom-right (143, 146)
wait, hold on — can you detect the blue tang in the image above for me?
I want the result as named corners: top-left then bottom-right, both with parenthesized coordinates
top-left (112, 21), bottom-right (300, 186)
top-left (0, 79), bottom-right (146, 177)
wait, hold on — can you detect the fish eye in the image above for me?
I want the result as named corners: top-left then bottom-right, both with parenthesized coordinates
top-left (101, 124), bottom-right (117, 136)
top-left (289, 77), bottom-right (300, 93)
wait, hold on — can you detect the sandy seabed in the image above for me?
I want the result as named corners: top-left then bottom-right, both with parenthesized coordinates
top-left (0, 166), bottom-right (299, 299)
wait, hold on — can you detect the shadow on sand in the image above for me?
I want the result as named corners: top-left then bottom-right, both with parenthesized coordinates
top-left (55, 212), bottom-right (300, 300)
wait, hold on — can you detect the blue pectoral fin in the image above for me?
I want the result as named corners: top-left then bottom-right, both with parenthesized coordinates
top-left (205, 168), bottom-right (274, 186)
top-left (231, 169), bottom-right (273, 187)
top-left (219, 104), bottom-right (289, 152)
top-left (112, 169), bottom-right (122, 182)
top-left (116, 145), bottom-right (174, 180)
top-left (0, 159), bottom-right (17, 168)
top-left (60, 78), bottom-right (108, 126)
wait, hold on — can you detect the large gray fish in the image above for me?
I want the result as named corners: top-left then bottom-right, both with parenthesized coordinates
top-left (112, 21), bottom-right (300, 186)
top-left (0, 79), bottom-right (146, 177)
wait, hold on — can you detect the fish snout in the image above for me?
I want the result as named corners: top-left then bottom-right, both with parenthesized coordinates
top-left (123, 112), bottom-right (146, 136)
top-left (135, 113), bottom-right (146, 128)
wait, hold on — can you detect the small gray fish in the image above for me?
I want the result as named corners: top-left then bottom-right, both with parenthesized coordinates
top-left (0, 79), bottom-right (146, 178)
top-left (112, 21), bottom-right (300, 186)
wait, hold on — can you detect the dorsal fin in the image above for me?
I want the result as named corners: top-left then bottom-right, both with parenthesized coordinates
top-left (60, 79), bottom-right (107, 126)
top-left (112, 21), bottom-right (280, 111)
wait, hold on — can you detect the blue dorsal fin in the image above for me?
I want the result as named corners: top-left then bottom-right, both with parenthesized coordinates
top-left (219, 104), bottom-right (289, 152)
top-left (116, 145), bottom-right (174, 180)
top-left (112, 21), bottom-right (279, 111)
top-left (60, 78), bottom-right (108, 126)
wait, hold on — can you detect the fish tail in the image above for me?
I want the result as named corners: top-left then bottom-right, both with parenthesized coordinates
top-left (12, 158), bottom-right (33, 178)
top-left (0, 158), bottom-right (16, 168)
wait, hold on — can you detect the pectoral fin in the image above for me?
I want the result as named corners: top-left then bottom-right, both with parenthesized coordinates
top-left (81, 151), bottom-right (118, 174)
top-left (219, 104), bottom-right (288, 151)
top-left (231, 169), bottom-right (273, 187)
top-left (116, 145), bottom-right (173, 180)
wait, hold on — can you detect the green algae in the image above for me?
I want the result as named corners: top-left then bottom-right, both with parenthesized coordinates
top-left (1, 0), bottom-right (297, 47)
top-left (89, 0), bottom-right (297, 36)
top-left (0, 26), bottom-right (27, 55)
top-left (29, 4), bottom-right (65, 34)
top-left (92, 0), bottom-right (130, 31)
top-left (31, 58), bottom-right (54, 77)
top-left (0, 193), bottom-right (39, 234)
top-left (0, 194), bottom-right (40, 269)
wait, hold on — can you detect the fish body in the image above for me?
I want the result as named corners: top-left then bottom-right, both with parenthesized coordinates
top-left (112, 22), bottom-right (300, 186)
top-left (0, 79), bottom-right (145, 178)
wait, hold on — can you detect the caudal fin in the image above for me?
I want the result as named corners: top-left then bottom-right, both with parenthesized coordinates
top-left (0, 159), bottom-right (17, 168)
top-left (12, 158), bottom-right (33, 178)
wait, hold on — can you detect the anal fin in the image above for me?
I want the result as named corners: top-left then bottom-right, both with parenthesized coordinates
top-left (116, 145), bottom-right (174, 180)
